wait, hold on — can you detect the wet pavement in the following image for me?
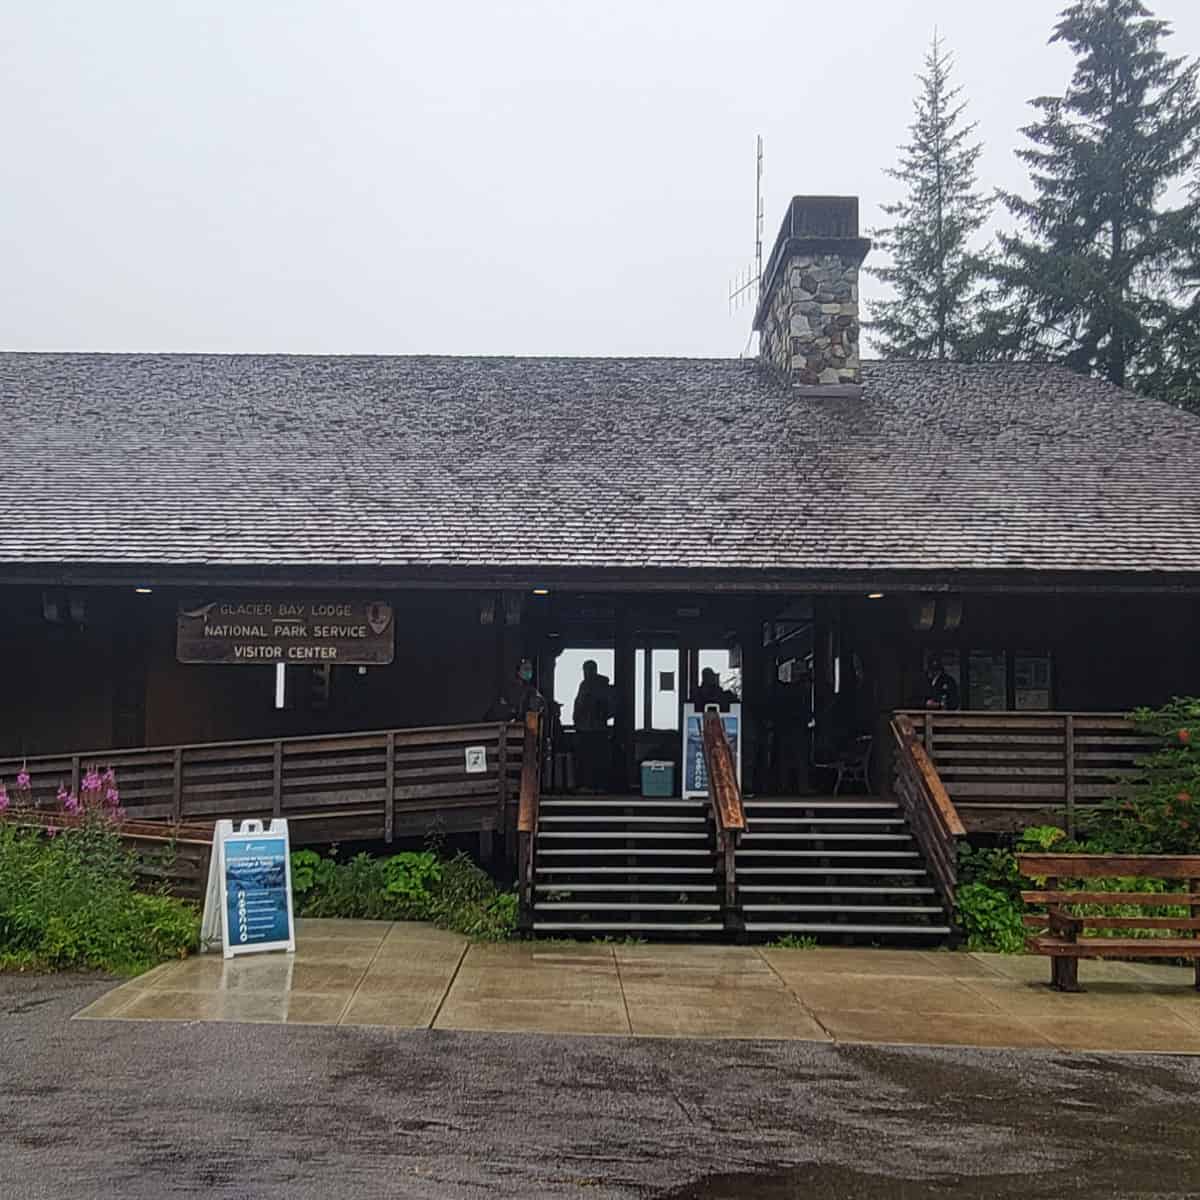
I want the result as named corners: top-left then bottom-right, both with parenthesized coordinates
top-left (76, 919), bottom-right (1200, 1055)
top-left (4, 970), bottom-right (1200, 1199)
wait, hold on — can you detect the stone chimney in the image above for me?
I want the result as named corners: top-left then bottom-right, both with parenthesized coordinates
top-left (753, 196), bottom-right (871, 395)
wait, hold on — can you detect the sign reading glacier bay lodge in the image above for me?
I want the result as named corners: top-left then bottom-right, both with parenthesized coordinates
top-left (177, 599), bottom-right (395, 666)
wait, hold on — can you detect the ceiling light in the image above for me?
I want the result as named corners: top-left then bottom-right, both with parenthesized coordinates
top-left (531, 588), bottom-right (550, 596)
top-left (867, 592), bottom-right (884, 600)
top-left (134, 587), bottom-right (153, 594)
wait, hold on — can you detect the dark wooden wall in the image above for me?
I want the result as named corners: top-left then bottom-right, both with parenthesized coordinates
top-left (0, 587), bottom-right (502, 757)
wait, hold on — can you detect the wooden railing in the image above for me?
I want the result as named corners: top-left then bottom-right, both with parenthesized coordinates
top-left (0, 721), bottom-right (525, 848)
top-left (0, 807), bottom-right (215, 900)
top-left (896, 710), bottom-right (1157, 836)
top-left (890, 714), bottom-right (966, 911)
top-left (516, 711), bottom-right (543, 927)
top-left (701, 709), bottom-right (746, 918)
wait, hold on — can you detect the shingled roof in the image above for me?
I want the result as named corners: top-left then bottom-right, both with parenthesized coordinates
top-left (0, 352), bottom-right (1197, 584)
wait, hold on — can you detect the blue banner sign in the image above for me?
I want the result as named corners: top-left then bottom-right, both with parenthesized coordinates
top-left (682, 704), bottom-right (741, 799)
top-left (201, 818), bottom-right (296, 958)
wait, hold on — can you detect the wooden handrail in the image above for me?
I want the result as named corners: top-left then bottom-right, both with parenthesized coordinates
top-left (700, 709), bottom-right (745, 921)
top-left (890, 714), bottom-right (965, 911)
top-left (516, 711), bottom-right (543, 927)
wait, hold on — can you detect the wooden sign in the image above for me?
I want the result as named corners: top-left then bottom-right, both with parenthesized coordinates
top-left (177, 598), bottom-right (395, 666)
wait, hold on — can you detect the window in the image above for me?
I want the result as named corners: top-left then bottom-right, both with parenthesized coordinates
top-left (636, 648), bottom-right (681, 730)
top-left (968, 652), bottom-right (1008, 711)
top-left (926, 648), bottom-right (1053, 710)
top-left (1014, 655), bottom-right (1053, 710)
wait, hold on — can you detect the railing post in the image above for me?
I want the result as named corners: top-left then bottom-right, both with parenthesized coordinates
top-left (384, 731), bottom-right (396, 844)
top-left (923, 711), bottom-right (934, 761)
top-left (1064, 714), bottom-right (1076, 839)
top-left (497, 721), bottom-right (510, 858)
top-left (70, 755), bottom-right (81, 801)
top-left (269, 740), bottom-right (283, 819)
top-left (172, 747), bottom-right (184, 824)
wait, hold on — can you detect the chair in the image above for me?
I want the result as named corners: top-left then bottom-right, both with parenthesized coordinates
top-left (812, 735), bottom-right (873, 795)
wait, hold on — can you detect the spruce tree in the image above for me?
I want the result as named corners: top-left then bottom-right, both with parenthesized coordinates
top-left (985, 0), bottom-right (1200, 390)
top-left (867, 34), bottom-right (991, 361)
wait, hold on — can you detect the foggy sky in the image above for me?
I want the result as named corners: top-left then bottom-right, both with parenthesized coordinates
top-left (4, 1), bottom-right (1199, 359)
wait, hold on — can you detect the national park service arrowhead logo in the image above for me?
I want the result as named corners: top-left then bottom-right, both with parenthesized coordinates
top-left (366, 601), bottom-right (393, 636)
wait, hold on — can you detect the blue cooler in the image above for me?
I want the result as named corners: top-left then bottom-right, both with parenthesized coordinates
top-left (640, 760), bottom-right (675, 797)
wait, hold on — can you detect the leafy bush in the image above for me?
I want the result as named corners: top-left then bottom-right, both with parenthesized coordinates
top-left (767, 934), bottom-right (819, 950)
top-left (1079, 698), bottom-right (1200, 854)
top-left (288, 847), bottom-right (518, 941)
top-left (0, 816), bottom-right (198, 975)
top-left (955, 881), bottom-right (1027, 954)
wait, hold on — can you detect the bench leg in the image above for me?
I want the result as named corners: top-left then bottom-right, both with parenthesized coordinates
top-left (1051, 955), bottom-right (1081, 993)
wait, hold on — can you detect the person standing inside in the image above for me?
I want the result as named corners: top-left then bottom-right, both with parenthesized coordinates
top-left (924, 656), bottom-right (960, 711)
top-left (573, 659), bottom-right (612, 792)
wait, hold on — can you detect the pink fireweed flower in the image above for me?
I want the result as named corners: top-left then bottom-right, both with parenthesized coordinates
top-left (16, 769), bottom-right (30, 789)
top-left (46, 825), bottom-right (58, 837)
top-left (104, 787), bottom-right (120, 807)
top-left (0, 784), bottom-right (9, 813)
top-left (82, 769), bottom-right (102, 792)
top-left (62, 793), bottom-right (80, 814)
top-left (113, 807), bottom-right (127, 823)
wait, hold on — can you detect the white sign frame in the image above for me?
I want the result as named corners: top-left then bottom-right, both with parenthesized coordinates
top-left (681, 702), bottom-right (742, 800)
top-left (200, 818), bottom-right (296, 959)
top-left (464, 745), bottom-right (488, 774)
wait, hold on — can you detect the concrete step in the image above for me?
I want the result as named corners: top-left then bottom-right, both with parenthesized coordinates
top-left (536, 902), bottom-right (721, 912)
top-left (740, 833), bottom-right (913, 843)
top-left (737, 866), bottom-right (926, 876)
top-left (743, 904), bottom-right (944, 915)
top-left (537, 831), bottom-right (708, 841)
top-left (540, 815), bottom-right (706, 825)
top-left (536, 883), bottom-right (720, 893)
top-left (746, 818), bottom-right (906, 827)
top-left (747, 923), bottom-right (953, 935)
top-left (744, 801), bottom-right (899, 811)
top-left (735, 850), bottom-right (921, 858)
top-left (533, 922), bottom-right (724, 933)
top-left (541, 800), bottom-right (703, 810)
top-left (536, 866), bottom-right (716, 875)
top-left (537, 849), bottom-right (712, 857)
top-left (738, 885), bottom-right (936, 895)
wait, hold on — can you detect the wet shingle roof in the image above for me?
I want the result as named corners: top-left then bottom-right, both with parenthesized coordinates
top-left (0, 352), bottom-right (1196, 577)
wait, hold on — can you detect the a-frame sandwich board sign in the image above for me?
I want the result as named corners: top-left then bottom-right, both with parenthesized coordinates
top-left (200, 818), bottom-right (296, 959)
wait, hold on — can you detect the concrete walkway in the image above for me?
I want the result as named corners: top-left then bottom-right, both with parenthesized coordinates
top-left (77, 918), bottom-right (1200, 1054)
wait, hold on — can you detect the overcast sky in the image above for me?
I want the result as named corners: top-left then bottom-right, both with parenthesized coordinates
top-left (4, 1), bottom-right (1199, 359)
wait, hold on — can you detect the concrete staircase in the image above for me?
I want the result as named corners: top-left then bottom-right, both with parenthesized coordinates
top-left (736, 796), bottom-right (952, 941)
top-left (530, 795), bottom-right (725, 937)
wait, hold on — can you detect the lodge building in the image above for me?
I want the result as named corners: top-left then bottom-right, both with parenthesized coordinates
top-left (2, 196), bottom-right (1198, 940)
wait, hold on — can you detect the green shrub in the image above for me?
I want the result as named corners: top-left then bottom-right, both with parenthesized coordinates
top-left (288, 847), bottom-right (518, 941)
top-left (955, 881), bottom-right (1027, 953)
top-left (767, 934), bottom-right (819, 950)
top-left (0, 818), bottom-right (199, 975)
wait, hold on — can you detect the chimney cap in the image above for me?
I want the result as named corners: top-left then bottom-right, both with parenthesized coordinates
top-left (753, 195), bottom-right (871, 333)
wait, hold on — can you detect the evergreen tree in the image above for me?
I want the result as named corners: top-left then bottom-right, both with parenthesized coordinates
top-left (867, 33), bottom-right (991, 361)
top-left (984, 0), bottom-right (1200, 391)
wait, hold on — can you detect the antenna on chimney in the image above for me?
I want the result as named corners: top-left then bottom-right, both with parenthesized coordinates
top-left (727, 134), bottom-right (764, 314)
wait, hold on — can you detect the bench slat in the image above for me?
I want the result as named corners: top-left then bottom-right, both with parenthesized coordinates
top-left (1021, 891), bottom-right (1200, 906)
top-left (1017, 854), bottom-right (1200, 879)
top-left (1023, 914), bottom-right (1200, 931)
top-left (1029, 936), bottom-right (1200, 958)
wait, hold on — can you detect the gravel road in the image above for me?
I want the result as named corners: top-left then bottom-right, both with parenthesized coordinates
top-left (4, 973), bottom-right (1198, 1199)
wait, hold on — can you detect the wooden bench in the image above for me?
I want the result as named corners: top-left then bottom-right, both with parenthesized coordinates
top-left (1017, 854), bottom-right (1200, 992)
